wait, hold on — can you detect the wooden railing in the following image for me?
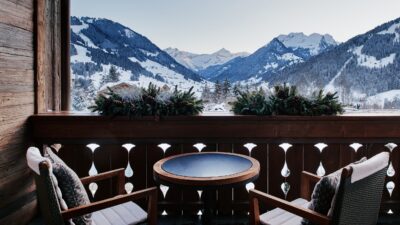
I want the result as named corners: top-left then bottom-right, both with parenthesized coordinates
top-left (30, 113), bottom-right (400, 216)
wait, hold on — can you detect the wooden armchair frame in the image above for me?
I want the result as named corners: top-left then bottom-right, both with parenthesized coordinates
top-left (249, 171), bottom-right (330, 225)
top-left (40, 165), bottom-right (158, 225)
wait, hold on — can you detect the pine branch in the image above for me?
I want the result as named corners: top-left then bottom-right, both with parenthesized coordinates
top-left (90, 83), bottom-right (204, 117)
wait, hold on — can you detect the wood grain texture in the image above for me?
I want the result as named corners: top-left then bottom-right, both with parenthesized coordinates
top-left (0, 0), bottom-right (34, 31)
top-left (0, 0), bottom-right (36, 224)
top-left (36, 0), bottom-right (66, 113)
top-left (0, 69), bottom-right (34, 93)
top-left (35, 0), bottom-right (45, 113)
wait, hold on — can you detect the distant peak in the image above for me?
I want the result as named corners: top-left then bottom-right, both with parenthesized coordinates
top-left (266, 38), bottom-right (285, 47)
top-left (217, 48), bottom-right (230, 52)
top-left (214, 48), bottom-right (232, 56)
top-left (164, 47), bottom-right (179, 51)
top-left (321, 34), bottom-right (337, 45)
top-left (276, 32), bottom-right (337, 55)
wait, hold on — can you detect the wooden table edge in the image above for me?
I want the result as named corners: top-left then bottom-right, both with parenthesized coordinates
top-left (153, 152), bottom-right (260, 187)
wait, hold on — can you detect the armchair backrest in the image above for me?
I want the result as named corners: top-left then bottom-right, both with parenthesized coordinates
top-left (331, 152), bottom-right (389, 225)
top-left (26, 147), bottom-right (65, 225)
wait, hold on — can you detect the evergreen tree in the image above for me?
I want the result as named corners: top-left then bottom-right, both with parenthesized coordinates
top-left (108, 65), bottom-right (120, 82)
top-left (72, 78), bottom-right (97, 111)
top-left (222, 78), bottom-right (231, 99)
top-left (101, 65), bottom-right (120, 86)
top-left (214, 80), bottom-right (222, 102)
top-left (201, 83), bottom-right (211, 101)
top-left (245, 84), bottom-right (250, 92)
top-left (233, 83), bottom-right (242, 96)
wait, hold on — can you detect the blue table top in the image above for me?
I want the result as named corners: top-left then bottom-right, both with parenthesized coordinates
top-left (161, 153), bottom-right (253, 178)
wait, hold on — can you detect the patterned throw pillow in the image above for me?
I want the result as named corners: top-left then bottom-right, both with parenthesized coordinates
top-left (46, 148), bottom-right (92, 225)
top-left (302, 157), bottom-right (367, 225)
top-left (301, 175), bottom-right (338, 225)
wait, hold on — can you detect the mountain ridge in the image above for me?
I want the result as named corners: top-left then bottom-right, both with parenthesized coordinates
top-left (270, 17), bottom-right (400, 105)
top-left (201, 33), bottom-right (337, 82)
top-left (70, 16), bottom-right (207, 110)
top-left (164, 47), bottom-right (249, 72)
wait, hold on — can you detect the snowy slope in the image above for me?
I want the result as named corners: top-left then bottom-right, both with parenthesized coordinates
top-left (273, 17), bottom-right (400, 108)
top-left (352, 45), bottom-right (396, 69)
top-left (70, 16), bottom-right (207, 111)
top-left (164, 47), bottom-right (249, 71)
top-left (366, 90), bottom-right (400, 108)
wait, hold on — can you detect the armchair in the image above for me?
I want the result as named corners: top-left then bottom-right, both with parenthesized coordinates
top-left (27, 147), bottom-right (158, 225)
top-left (249, 152), bottom-right (389, 225)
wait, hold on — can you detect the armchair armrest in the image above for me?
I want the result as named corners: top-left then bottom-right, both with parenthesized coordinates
top-left (80, 168), bottom-right (125, 194)
top-left (61, 187), bottom-right (158, 225)
top-left (249, 189), bottom-right (330, 225)
top-left (301, 171), bottom-right (321, 200)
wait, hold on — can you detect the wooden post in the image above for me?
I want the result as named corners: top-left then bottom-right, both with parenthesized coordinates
top-left (60, 0), bottom-right (70, 111)
top-left (35, 0), bottom-right (70, 113)
top-left (35, 0), bottom-right (46, 113)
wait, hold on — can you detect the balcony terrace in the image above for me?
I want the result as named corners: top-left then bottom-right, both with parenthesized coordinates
top-left (1, 0), bottom-right (400, 224)
top-left (29, 113), bottom-right (400, 224)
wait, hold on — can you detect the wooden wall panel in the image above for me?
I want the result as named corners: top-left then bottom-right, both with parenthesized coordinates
top-left (0, 0), bottom-right (36, 224)
top-left (36, 0), bottom-right (66, 113)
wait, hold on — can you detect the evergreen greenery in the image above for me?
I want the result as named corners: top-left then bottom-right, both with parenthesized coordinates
top-left (222, 78), bottom-right (232, 98)
top-left (89, 83), bottom-right (204, 117)
top-left (214, 80), bottom-right (222, 102)
top-left (232, 84), bottom-right (344, 116)
top-left (231, 89), bottom-right (272, 115)
top-left (101, 65), bottom-right (120, 86)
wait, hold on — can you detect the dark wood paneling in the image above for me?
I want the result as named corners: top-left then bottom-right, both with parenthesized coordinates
top-left (251, 143), bottom-right (268, 196)
top-left (0, 0), bottom-right (36, 224)
top-left (146, 143), bottom-right (165, 214)
top-left (233, 144), bottom-right (251, 215)
top-left (163, 144), bottom-right (183, 215)
top-left (30, 115), bottom-right (400, 217)
top-left (31, 114), bottom-right (400, 142)
top-left (267, 144), bottom-right (286, 201)
top-left (181, 143), bottom-right (201, 215)
top-left (129, 143), bottom-right (148, 208)
top-left (217, 143), bottom-right (234, 215)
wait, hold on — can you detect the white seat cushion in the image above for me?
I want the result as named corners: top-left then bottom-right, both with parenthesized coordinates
top-left (260, 198), bottom-right (308, 225)
top-left (92, 201), bottom-right (147, 225)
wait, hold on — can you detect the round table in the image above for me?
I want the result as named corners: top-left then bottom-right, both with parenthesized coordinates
top-left (153, 152), bottom-right (260, 224)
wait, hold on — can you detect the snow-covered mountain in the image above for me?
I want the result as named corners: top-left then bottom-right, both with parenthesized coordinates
top-left (203, 33), bottom-right (337, 82)
top-left (277, 33), bottom-right (337, 56)
top-left (70, 16), bottom-right (207, 110)
top-left (271, 17), bottom-right (400, 107)
top-left (164, 47), bottom-right (249, 72)
top-left (70, 15), bottom-right (400, 111)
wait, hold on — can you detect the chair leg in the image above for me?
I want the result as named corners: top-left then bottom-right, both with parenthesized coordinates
top-left (249, 194), bottom-right (260, 225)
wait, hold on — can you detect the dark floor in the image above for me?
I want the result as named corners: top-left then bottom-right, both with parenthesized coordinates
top-left (28, 215), bottom-right (248, 225)
top-left (29, 214), bottom-right (400, 225)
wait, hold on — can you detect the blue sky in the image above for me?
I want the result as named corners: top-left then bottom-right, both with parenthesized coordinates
top-left (72, 0), bottom-right (400, 54)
